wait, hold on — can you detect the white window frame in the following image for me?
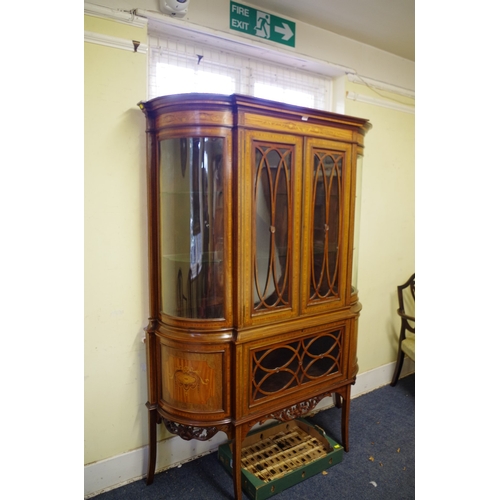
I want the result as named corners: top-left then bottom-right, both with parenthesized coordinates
top-left (148, 30), bottom-right (334, 111)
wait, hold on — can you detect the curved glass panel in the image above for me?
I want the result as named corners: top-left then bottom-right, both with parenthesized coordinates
top-left (253, 144), bottom-right (292, 311)
top-left (159, 137), bottom-right (225, 319)
top-left (352, 154), bottom-right (363, 291)
top-left (310, 151), bottom-right (343, 300)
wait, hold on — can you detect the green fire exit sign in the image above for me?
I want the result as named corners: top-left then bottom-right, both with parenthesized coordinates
top-left (230, 1), bottom-right (296, 48)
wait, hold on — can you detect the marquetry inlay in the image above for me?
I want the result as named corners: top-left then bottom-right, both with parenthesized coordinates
top-left (139, 93), bottom-right (370, 498)
top-left (161, 345), bottom-right (223, 411)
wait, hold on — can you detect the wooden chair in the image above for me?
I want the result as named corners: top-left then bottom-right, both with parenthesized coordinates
top-left (390, 273), bottom-right (415, 386)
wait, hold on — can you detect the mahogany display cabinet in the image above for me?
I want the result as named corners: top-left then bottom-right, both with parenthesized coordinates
top-left (138, 93), bottom-right (370, 500)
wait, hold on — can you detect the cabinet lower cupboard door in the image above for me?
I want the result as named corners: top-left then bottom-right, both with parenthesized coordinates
top-left (159, 338), bottom-right (231, 420)
top-left (248, 326), bottom-right (346, 407)
top-left (139, 93), bottom-right (370, 500)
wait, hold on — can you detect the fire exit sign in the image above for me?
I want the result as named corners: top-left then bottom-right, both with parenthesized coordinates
top-left (230, 1), bottom-right (296, 48)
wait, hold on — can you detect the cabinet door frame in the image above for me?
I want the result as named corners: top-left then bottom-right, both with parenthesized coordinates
top-left (237, 129), bottom-right (303, 327)
top-left (155, 126), bottom-right (235, 330)
top-left (301, 137), bottom-right (355, 315)
top-left (236, 321), bottom-right (351, 418)
top-left (157, 333), bottom-right (232, 423)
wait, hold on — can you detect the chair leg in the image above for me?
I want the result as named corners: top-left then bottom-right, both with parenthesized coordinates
top-left (390, 349), bottom-right (405, 387)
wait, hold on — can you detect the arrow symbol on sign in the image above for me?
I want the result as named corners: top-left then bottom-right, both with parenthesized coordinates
top-left (275, 22), bottom-right (294, 41)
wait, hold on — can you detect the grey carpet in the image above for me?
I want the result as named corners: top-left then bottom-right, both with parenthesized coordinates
top-left (92, 373), bottom-right (415, 499)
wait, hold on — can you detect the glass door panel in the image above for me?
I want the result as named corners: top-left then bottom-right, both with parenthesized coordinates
top-left (310, 151), bottom-right (343, 300)
top-left (302, 138), bottom-right (352, 313)
top-left (159, 137), bottom-right (225, 319)
top-left (253, 143), bottom-right (292, 312)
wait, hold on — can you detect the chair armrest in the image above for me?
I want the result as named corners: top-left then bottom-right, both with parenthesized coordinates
top-left (397, 309), bottom-right (415, 322)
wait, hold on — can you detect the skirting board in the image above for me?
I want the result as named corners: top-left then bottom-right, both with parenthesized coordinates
top-left (84, 359), bottom-right (414, 498)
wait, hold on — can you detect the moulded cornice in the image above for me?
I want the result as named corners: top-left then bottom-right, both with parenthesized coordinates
top-left (347, 73), bottom-right (415, 100)
top-left (84, 30), bottom-right (148, 54)
top-left (84, 1), bottom-right (147, 28)
top-left (346, 91), bottom-right (414, 115)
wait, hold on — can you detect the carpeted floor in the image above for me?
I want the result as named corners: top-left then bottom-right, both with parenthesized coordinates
top-left (92, 374), bottom-right (415, 499)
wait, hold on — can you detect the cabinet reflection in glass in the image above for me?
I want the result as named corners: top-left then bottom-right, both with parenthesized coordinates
top-left (159, 137), bottom-right (225, 319)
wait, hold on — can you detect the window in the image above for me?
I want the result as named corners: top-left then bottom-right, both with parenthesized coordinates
top-left (150, 49), bottom-right (241, 96)
top-left (253, 78), bottom-right (316, 108)
top-left (148, 32), bottom-right (330, 110)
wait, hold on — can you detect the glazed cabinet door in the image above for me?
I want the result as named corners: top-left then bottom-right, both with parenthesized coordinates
top-left (155, 128), bottom-right (234, 427)
top-left (301, 138), bottom-right (355, 314)
top-left (237, 321), bottom-right (350, 418)
top-left (237, 130), bottom-right (303, 326)
top-left (157, 130), bottom-right (233, 327)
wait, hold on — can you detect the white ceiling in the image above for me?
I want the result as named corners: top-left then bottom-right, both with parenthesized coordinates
top-left (247, 0), bottom-right (415, 61)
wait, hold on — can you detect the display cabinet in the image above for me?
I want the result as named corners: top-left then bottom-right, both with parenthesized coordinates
top-left (138, 93), bottom-right (370, 500)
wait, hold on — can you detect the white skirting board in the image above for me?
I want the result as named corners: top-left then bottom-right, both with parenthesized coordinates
top-left (84, 360), bottom-right (414, 498)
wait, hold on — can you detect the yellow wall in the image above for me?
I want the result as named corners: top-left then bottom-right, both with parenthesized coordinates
top-left (84, 16), bottom-right (150, 464)
top-left (345, 81), bottom-right (415, 373)
top-left (91, 0), bottom-right (414, 92)
top-left (84, 2), bottom-right (414, 472)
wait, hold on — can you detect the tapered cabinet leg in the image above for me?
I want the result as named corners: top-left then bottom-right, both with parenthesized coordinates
top-left (335, 392), bottom-right (342, 408)
top-left (145, 403), bottom-right (158, 485)
top-left (232, 425), bottom-right (243, 500)
top-left (341, 386), bottom-right (351, 452)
